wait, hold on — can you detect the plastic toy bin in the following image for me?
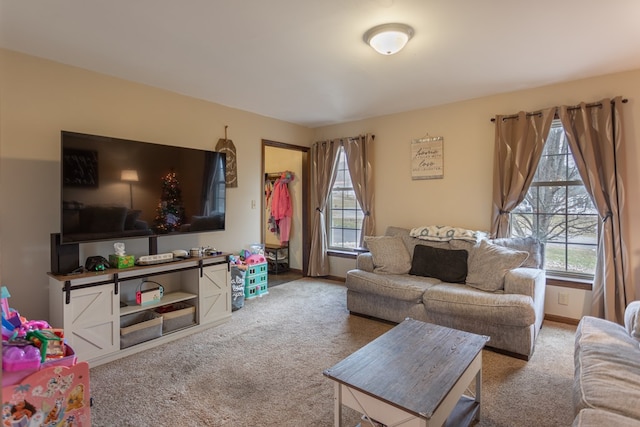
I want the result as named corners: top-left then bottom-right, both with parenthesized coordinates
top-left (120, 310), bottom-right (163, 349)
top-left (2, 344), bottom-right (77, 387)
top-left (154, 302), bottom-right (196, 333)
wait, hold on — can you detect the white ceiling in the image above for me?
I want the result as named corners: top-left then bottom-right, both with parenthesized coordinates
top-left (2, 1), bottom-right (640, 128)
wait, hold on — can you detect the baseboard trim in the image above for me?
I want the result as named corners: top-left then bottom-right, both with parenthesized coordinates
top-left (544, 314), bottom-right (580, 325)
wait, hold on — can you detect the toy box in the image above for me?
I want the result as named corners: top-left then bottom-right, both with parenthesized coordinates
top-left (2, 345), bottom-right (77, 388)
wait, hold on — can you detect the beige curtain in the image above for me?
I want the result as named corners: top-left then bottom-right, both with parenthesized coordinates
top-left (308, 140), bottom-right (340, 276)
top-left (559, 97), bottom-right (631, 323)
top-left (343, 134), bottom-right (374, 247)
top-left (491, 108), bottom-right (556, 237)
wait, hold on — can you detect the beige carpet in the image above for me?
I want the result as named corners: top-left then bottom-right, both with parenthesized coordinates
top-left (90, 279), bottom-right (576, 426)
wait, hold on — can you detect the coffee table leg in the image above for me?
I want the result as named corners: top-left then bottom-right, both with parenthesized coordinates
top-left (475, 366), bottom-right (482, 420)
top-left (334, 382), bottom-right (342, 426)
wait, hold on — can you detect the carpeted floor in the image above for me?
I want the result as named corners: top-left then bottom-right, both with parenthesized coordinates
top-left (267, 270), bottom-right (303, 288)
top-left (90, 278), bottom-right (576, 426)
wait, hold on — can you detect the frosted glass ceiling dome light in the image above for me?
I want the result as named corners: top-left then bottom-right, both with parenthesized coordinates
top-left (364, 23), bottom-right (414, 55)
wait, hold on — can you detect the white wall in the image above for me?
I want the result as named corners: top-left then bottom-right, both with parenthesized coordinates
top-left (0, 49), bottom-right (313, 321)
top-left (545, 285), bottom-right (592, 320)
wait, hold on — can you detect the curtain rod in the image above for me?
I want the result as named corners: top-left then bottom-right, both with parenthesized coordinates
top-left (490, 98), bottom-right (628, 122)
top-left (313, 134), bottom-right (375, 146)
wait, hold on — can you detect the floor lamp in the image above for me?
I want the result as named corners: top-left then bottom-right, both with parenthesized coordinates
top-left (121, 169), bottom-right (139, 209)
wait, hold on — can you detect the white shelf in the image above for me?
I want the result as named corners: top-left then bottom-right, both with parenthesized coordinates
top-left (120, 291), bottom-right (197, 316)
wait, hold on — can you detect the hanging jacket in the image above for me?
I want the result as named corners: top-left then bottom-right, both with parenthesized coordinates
top-left (271, 178), bottom-right (292, 243)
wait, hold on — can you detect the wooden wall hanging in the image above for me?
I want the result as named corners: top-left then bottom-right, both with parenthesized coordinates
top-left (215, 125), bottom-right (238, 188)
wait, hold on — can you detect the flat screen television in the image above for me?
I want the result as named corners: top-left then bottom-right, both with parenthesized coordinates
top-left (60, 131), bottom-right (226, 245)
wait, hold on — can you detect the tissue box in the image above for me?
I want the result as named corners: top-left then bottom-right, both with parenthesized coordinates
top-left (109, 254), bottom-right (135, 269)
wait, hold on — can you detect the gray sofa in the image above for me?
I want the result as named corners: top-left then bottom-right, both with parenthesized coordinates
top-left (573, 301), bottom-right (640, 426)
top-left (345, 226), bottom-right (546, 359)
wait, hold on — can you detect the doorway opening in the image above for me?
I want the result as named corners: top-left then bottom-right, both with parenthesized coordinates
top-left (262, 140), bottom-right (310, 278)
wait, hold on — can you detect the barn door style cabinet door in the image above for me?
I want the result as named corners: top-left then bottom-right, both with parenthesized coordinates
top-left (52, 282), bottom-right (119, 362)
top-left (198, 263), bottom-right (232, 324)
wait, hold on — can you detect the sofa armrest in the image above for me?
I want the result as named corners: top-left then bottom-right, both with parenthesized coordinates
top-left (504, 267), bottom-right (545, 298)
top-left (356, 253), bottom-right (375, 272)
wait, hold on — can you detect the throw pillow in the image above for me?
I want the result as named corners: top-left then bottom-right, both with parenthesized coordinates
top-left (466, 239), bottom-right (529, 291)
top-left (624, 301), bottom-right (640, 341)
top-left (409, 244), bottom-right (468, 283)
top-left (492, 236), bottom-right (542, 269)
top-left (364, 236), bottom-right (412, 274)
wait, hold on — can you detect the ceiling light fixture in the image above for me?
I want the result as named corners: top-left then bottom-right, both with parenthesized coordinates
top-left (363, 23), bottom-right (414, 55)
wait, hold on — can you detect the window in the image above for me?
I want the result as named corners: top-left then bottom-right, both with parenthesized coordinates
top-left (328, 147), bottom-right (364, 250)
top-left (511, 121), bottom-right (599, 278)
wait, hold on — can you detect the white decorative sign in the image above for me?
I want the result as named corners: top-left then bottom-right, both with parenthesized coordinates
top-left (411, 136), bottom-right (444, 180)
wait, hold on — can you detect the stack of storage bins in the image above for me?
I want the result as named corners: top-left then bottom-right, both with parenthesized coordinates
top-left (244, 262), bottom-right (268, 299)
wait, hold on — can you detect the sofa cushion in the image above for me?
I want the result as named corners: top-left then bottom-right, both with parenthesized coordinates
top-left (403, 236), bottom-right (451, 259)
top-left (624, 301), bottom-right (640, 341)
top-left (573, 409), bottom-right (640, 427)
top-left (423, 283), bottom-right (535, 327)
top-left (574, 316), bottom-right (640, 420)
top-left (346, 269), bottom-right (440, 302)
top-left (364, 236), bottom-right (412, 274)
top-left (385, 226), bottom-right (452, 258)
top-left (409, 244), bottom-right (468, 283)
top-left (491, 236), bottom-right (543, 269)
top-left (466, 240), bottom-right (529, 291)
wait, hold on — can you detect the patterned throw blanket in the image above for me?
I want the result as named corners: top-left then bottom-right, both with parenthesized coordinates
top-left (409, 225), bottom-right (486, 242)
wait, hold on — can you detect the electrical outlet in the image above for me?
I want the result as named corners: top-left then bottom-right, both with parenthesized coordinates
top-left (558, 292), bottom-right (569, 306)
top-left (251, 200), bottom-right (256, 209)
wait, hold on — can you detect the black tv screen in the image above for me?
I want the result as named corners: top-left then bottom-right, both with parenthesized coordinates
top-left (60, 131), bottom-right (226, 244)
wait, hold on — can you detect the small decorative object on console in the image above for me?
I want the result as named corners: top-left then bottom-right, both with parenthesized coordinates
top-left (85, 255), bottom-right (110, 271)
top-left (172, 249), bottom-right (188, 258)
top-left (109, 255), bottom-right (135, 268)
top-left (135, 281), bottom-right (164, 305)
top-left (136, 253), bottom-right (174, 265)
top-left (109, 242), bottom-right (135, 269)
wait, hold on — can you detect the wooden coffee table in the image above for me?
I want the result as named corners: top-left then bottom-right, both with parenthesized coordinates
top-left (323, 318), bottom-right (488, 427)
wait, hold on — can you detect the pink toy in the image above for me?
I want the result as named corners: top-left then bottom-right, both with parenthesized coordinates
top-left (2, 344), bottom-right (41, 372)
top-left (245, 254), bottom-right (265, 265)
top-left (16, 320), bottom-right (51, 338)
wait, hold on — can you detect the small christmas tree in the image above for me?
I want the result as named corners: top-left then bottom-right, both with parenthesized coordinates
top-left (153, 170), bottom-right (185, 233)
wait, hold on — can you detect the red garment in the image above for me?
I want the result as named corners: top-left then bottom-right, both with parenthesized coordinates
top-left (271, 178), bottom-right (292, 243)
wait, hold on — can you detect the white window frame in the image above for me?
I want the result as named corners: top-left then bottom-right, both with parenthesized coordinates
top-left (327, 146), bottom-right (364, 251)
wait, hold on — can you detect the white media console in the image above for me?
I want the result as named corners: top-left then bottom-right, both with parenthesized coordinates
top-left (48, 253), bottom-right (231, 367)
